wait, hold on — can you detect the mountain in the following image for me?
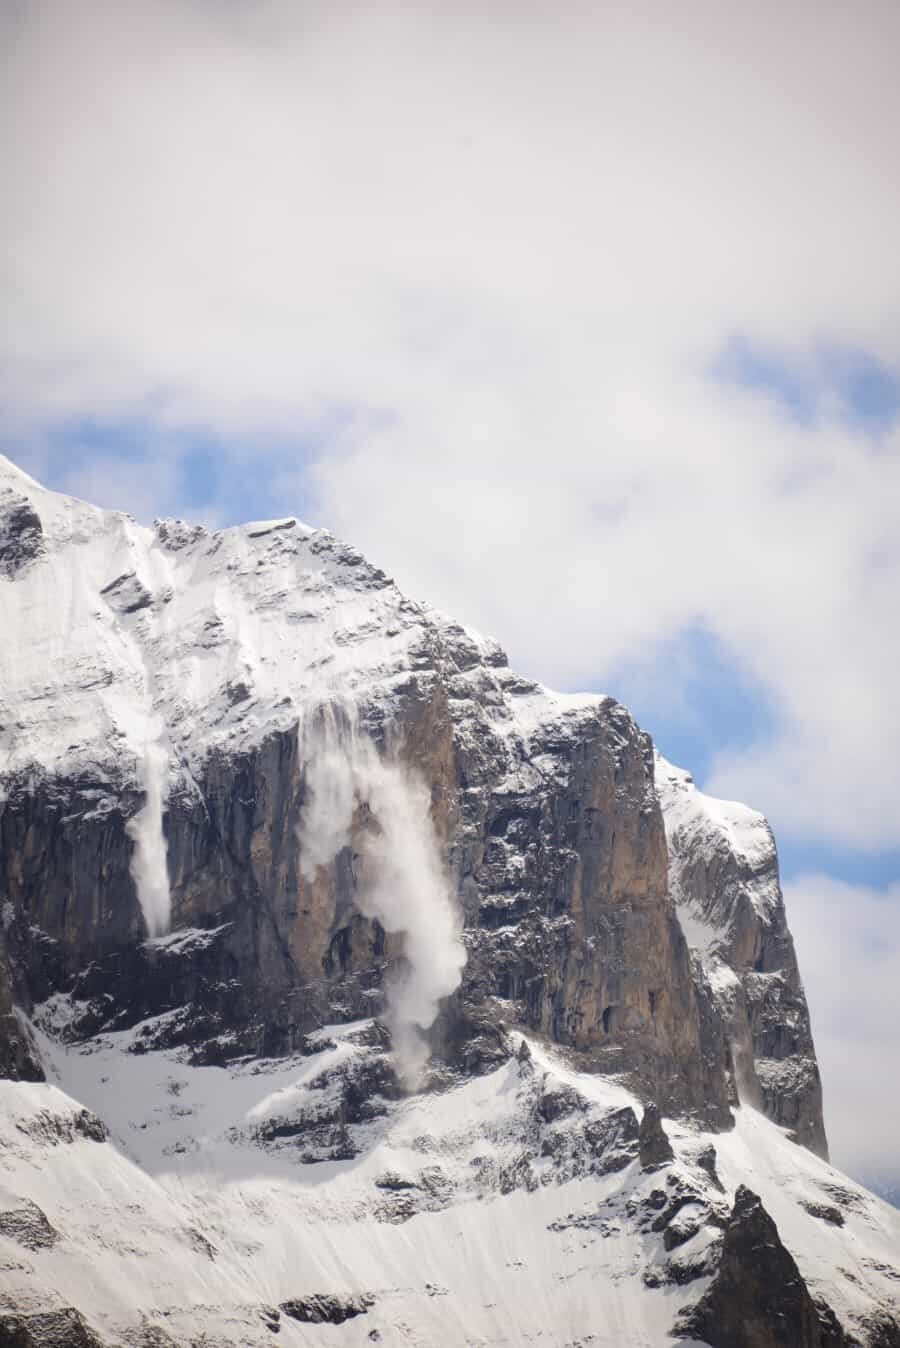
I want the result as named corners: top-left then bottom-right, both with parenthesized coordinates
top-left (0, 453), bottom-right (897, 1347)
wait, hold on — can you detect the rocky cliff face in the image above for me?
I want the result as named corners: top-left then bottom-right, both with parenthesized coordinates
top-left (658, 758), bottom-right (827, 1157)
top-left (0, 455), bottom-right (803, 1135)
top-left (0, 454), bottom-right (896, 1347)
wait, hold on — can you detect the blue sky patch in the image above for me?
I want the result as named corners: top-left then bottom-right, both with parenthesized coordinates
top-left (608, 623), bottom-right (775, 781)
top-left (606, 622), bottom-right (899, 893)
top-left (712, 335), bottom-right (900, 435)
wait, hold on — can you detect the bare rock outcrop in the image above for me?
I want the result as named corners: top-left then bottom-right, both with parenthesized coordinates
top-left (0, 488), bottom-right (44, 577)
top-left (638, 1103), bottom-right (674, 1170)
top-left (279, 1293), bottom-right (374, 1325)
top-left (658, 757), bottom-right (827, 1156)
top-left (0, 1308), bottom-right (104, 1348)
top-left (676, 1185), bottom-right (848, 1347)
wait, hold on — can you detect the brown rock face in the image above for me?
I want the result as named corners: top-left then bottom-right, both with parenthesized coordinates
top-left (454, 698), bottom-right (731, 1124)
top-left (0, 672), bottom-right (731, 1124)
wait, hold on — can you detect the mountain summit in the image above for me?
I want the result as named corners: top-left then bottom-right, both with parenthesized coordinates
top-left (0, 455), bottom-right (897, 1346)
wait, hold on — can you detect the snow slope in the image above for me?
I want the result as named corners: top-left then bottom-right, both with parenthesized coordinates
top-left (1, 1015), bottom-right (898, 1346)
top-left (0, 453), bottom-right (512, 786)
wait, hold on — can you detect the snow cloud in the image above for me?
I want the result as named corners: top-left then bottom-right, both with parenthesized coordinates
top-left (126, 735), bottom-right (171, 939)
top-left (297, 701), bottom-right (465, 1086)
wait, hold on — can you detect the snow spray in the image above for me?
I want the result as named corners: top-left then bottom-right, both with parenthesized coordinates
top-left (126, 725), bottom-right (171, 938)
top-left (297, 699), bottom-right (465, 1086)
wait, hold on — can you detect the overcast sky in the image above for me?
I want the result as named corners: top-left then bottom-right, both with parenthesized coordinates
top-left (2, 0), bottom-right (899, 1191)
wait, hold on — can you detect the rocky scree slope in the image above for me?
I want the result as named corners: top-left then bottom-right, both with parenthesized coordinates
top-left (0, 454), bottom-right (896, 1346)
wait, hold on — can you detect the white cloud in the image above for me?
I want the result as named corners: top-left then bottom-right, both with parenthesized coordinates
top-left (786, 875), bottom-right (900, 1187)
top-left (2, 0), bottom-right (900, 849)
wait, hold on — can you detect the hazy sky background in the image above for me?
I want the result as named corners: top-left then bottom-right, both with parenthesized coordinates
top-left (3, 0), bottom-right (899, 1190)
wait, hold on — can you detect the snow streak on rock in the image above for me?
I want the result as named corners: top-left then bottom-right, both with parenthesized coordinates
top-left (126, 729), bottom-right (171, 937)
top-left (298, 700), bottom-right (465, 1085)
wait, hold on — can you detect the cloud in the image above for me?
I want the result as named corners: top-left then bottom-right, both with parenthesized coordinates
top-left (2, 0), bottom-right (900, 854)
top-left (785, 875), bottom-right (900, 1187)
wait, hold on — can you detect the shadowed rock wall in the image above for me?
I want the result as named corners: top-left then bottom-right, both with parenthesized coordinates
top-left (0, 666), bottom-right (738, 1127)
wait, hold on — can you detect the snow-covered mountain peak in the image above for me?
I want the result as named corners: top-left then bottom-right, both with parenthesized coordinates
top-left (0, 454), bottom-right (44, 494)
top-left (1, 457), bottom-right (896, 1344)
top-left (0, 462), bottom-right (513, 787)
top-left (657, 755), bottom-right (777, 877)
